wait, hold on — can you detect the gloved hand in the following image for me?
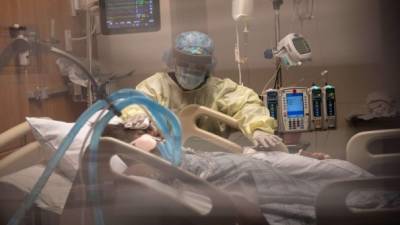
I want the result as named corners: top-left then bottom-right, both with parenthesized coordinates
top-left (123, 113), bottom-right (150, 130)
top-left (252, 130), bottom-right (283, 150)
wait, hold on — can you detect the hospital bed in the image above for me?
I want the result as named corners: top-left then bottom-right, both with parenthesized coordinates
top-left (180, 105), bottom-right (400, 225)
top-left (0, 122), bottom-right (63, 225)
top-left (0, 105), bottom-right (399, 225)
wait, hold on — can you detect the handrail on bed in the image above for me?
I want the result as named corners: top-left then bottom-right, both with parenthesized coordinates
top-left (346, 128), bottom-right (400, 173)
top-left (63, 137), bottom-right (268, 225)
top-left (178, 104), bottom-right (243, 154)
top-left (0, 122), bottom-right (47, 177)
top-left (0, 122), bottom-right (31, 150)
top-left (316, 128), bottom-right (400, 225)
top-left (316, 176), bottom-right (400, 225)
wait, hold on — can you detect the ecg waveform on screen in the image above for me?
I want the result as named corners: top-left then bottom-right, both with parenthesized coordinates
top-left (105, 0), bottom-right (156, 29)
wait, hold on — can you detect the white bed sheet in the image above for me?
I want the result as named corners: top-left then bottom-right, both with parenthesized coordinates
top-left (0, 165), bottom-right (72, 214)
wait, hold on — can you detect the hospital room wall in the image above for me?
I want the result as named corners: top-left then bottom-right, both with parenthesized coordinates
top-left (97, 0), bottom-right (399, 158)
top-left (204, 0), bottom-right (400, 158)
top-left (0, 0), bottom-right (87, 157)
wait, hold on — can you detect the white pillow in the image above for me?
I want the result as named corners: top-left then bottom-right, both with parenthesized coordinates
top-left (26, 111), bottom-right (123, 176)
top-left (26, 118), bottom-right (91, 182)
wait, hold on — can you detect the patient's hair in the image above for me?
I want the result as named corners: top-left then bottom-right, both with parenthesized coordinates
top-left (102, 123), bottom-right (162, 157)
top-left (103, 124), bottom-right (145, 143)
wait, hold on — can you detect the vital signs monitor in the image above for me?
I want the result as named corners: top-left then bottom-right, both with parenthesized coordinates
top-left (100, 0), bottom-right (161, 35)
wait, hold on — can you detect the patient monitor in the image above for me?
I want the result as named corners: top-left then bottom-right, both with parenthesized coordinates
top-left (99, 0), bottom-right (161, 35)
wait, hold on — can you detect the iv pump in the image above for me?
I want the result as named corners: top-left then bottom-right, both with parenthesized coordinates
top-left (322, 83), bottom-right (336, 129)
top-left (263, 84), bottom-right (337, 133)
top-left (308, 84), bottom-right (323, 130)
top-left (264, 89), bottom-right (279, 119)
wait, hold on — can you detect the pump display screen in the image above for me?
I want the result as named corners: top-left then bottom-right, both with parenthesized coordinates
top-left (293, 37), bottom-right (311, 54)
top-left (100, 0), bottom-right (161, 35)
top-left (325, 88), bottom-right (336, 116)
top-left (286, 93), bottom-right (304, 118)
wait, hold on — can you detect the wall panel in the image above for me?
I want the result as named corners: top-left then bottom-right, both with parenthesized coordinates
top-left (0, 0), bottom-right (87, 156)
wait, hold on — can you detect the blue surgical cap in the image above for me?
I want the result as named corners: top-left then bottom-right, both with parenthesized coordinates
top-left (175, 31), bottom-right (214, 57)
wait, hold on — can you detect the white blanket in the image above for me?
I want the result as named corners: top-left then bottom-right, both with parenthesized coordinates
top-left (0, 165), bottom-right (72, 215)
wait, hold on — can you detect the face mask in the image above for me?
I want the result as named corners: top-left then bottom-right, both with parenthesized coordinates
top-left (175, 66), bottom-right (207, 90)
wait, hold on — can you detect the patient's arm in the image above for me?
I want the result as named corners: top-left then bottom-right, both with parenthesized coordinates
top-left (298, 150), bottom-right (331, 160)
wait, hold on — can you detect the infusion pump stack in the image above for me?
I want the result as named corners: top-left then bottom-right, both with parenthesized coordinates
top-left (322, 83), bottom-right (337, 129)
top-left (264, 85), bottom-right (336, 133)
top-left (308, 84), bottom-right (323, 130)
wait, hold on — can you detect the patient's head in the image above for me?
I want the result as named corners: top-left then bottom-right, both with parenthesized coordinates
top-left (103, 123), bottom-right (165, 177)
top-left (103, 123), bottom-right (161, 153)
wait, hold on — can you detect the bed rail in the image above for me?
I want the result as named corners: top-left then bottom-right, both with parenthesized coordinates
top-left (346, 128), bottom-right (400, 174)
top-left (316, 176), bottom-right (400, 225)
top-left (0, 122), bottom-right (31, 150)
top-left (0, 122), bottom-right (44, 177)
top-left (178, 104), bottom-right (243, 153)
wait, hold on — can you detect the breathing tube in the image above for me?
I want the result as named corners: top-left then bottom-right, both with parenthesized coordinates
top-left (7, 89), bottom-right (182, 225)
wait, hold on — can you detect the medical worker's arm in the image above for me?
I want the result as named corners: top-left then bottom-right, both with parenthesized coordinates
top-left (120, 73), bottom-right (165, 121)
top-left (216, 79), bottom-right (277, 138)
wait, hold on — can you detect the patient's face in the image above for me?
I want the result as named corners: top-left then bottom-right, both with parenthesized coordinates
top-left (103, 124), bottom-right (160, 153)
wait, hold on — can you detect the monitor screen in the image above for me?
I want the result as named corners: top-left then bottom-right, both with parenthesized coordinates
top-left (293, 37), bottom-right (311, 54)
top-left (100, 0), bottom-right (161, 35)
top-left (286, 93), bottom-right (304, 118)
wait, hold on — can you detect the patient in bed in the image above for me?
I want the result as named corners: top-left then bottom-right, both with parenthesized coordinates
top-left (103, 123), bottom-right (396, 225)
top-left (2, 115), bottom-right (398, 225)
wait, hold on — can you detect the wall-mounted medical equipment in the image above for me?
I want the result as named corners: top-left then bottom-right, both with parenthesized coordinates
top-left (278, 87), bottom-right (310, 132)
top-left (322, 83), bottom-right (337, 129)
top-left (8, 24), bottom-right (30, 66)
top-left (308, 84), bottom-right (323, 130)
top-left (99, 0), bottom-right (161, 35)
top-left (264, 84), bottom-right (337, 133)
top-left (263, 33), bottom-right (312, 91)
top-left (263, 89), bottom-right (279, 119)
top-left (274, 33), bottom-right (311, 67)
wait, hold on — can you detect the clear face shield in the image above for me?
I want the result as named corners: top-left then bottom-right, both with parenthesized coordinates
top-left (175, 64), bottom-right (209, 90)
top-left (173, 49), bottom-right (212, 90)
